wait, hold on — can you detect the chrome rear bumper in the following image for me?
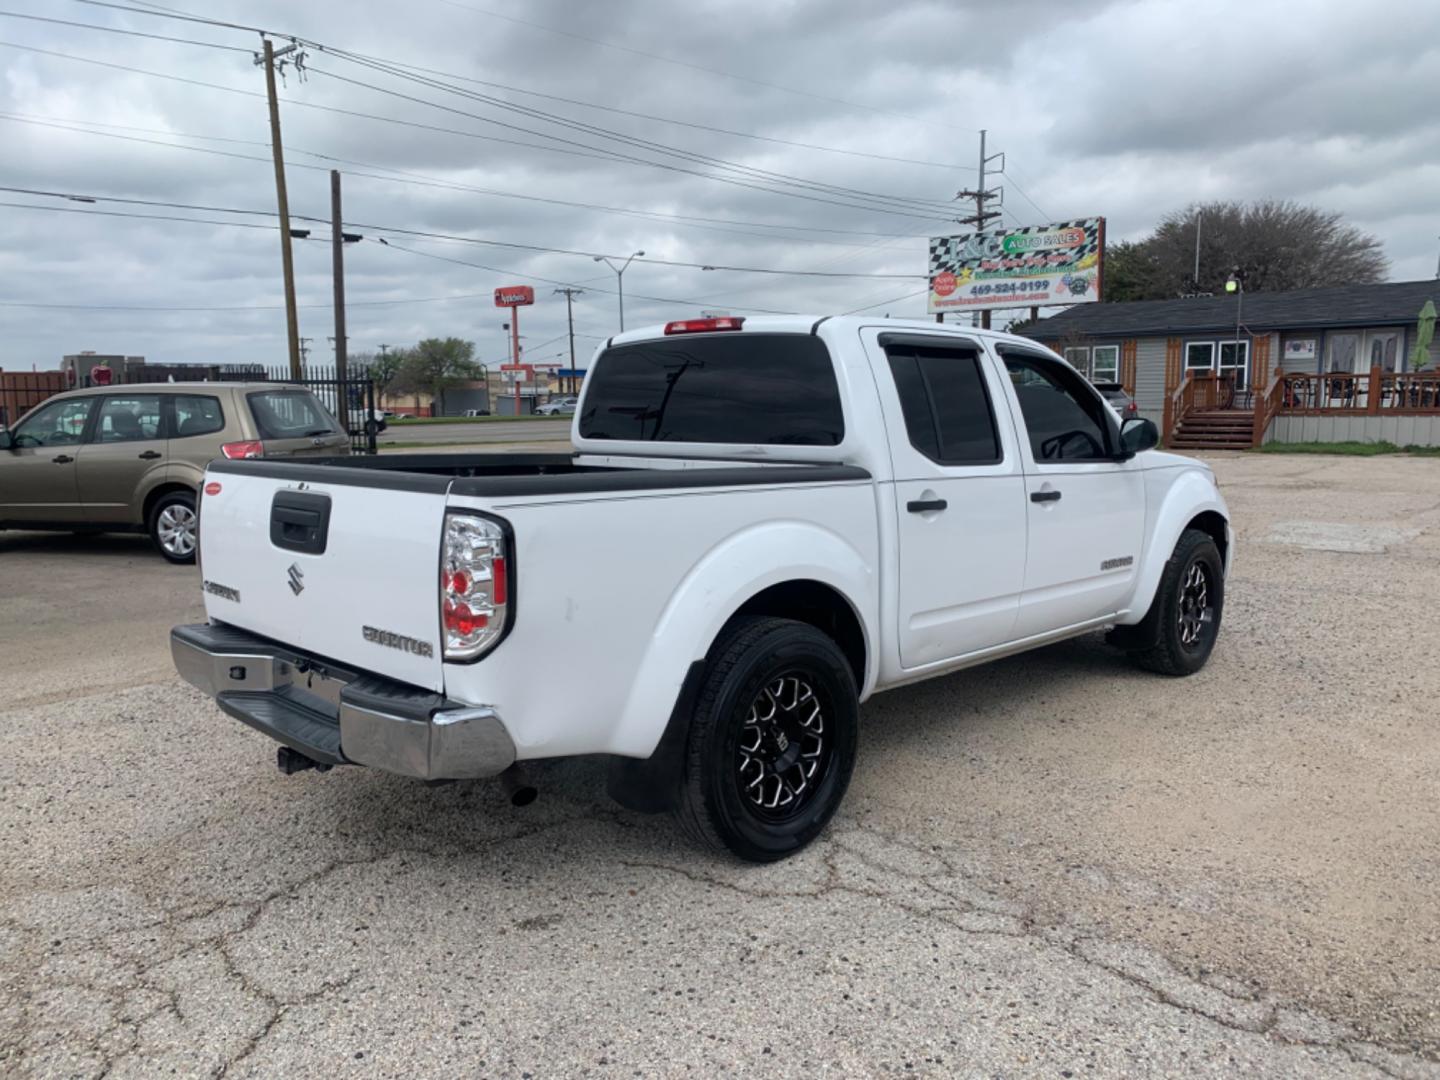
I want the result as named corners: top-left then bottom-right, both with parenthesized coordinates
top-left (171, 623), bottom-right (515, 780)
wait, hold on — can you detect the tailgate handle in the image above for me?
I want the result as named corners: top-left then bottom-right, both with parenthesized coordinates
top-left (270, 491), bottom-right (332, 555)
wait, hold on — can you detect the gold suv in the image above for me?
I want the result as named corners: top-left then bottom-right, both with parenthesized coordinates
top-left (0, 383), bottom-right (350, 563)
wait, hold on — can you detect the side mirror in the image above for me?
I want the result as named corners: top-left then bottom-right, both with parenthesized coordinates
top-left (0, 430), bottom-right (13, 451)
top-left (1119, 417), bottom-right (1159, 456)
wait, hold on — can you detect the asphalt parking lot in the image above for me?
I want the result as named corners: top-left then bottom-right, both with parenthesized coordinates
top-left (3, 453), bottom-right (1439, 1078)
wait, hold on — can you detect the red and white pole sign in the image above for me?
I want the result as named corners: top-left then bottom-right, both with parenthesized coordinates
top-left (494, 286), bottom-right (536, 413)
top-left (493, 286), bottom-right (534, 308)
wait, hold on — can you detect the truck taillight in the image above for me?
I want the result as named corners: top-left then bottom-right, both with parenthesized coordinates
top-left (221, 440), bottom-right (264, 459)
top-left (441, 512), bottom-right (513, 661)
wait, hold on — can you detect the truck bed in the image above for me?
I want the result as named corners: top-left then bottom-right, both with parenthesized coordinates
top-left (207, 452), bottom-right (870, 497)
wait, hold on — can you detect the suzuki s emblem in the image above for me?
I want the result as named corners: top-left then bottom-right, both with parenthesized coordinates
top-left (287, 563), bottom-right (305, 596)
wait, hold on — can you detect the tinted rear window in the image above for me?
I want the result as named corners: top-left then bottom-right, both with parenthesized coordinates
top-left (247, 390), bottom-right (339, 440)
top-left (578, 333), bottom-right (843, 445)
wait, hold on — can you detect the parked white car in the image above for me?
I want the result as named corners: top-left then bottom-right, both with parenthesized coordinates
top-left (173, 316), bottom-right (1231, 861)
top-left (535, 396), bottom-right (577, 416)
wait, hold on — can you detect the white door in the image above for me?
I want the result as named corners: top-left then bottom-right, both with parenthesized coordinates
top-left (993, 346), bottom-right (1147, 638)
top-left (1217, 340), bottom-right (1250, 390)
top-left (865, 330), bottom-right (1029, 669)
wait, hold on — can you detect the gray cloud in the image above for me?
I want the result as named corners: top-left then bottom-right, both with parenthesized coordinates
top-left (0, 0), bottom-right (1433, 372)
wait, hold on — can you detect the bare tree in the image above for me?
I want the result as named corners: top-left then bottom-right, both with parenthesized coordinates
top-left (1107, 200), bottom-right (1388, 300)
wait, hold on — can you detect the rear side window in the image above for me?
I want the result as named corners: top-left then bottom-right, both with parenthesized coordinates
top-left (885, 343), bottom-right (1001, 465)
top-left (171, 395), bottom-right (225, 439)
top-left (94, 394), bottom-right (163, 443)
top-left (578, 334), bottom-right (843, 445)
top-left (247, 390), bottom-right (338, 440)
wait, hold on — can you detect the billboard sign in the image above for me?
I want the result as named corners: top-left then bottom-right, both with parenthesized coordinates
top-left (928, 217), bottom-right (1104, 313)
top-left (494, 285), bottom-right (535, 308)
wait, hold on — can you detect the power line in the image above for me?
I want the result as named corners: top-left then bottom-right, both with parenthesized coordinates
top-left (0, 8), bottom-right (251, 51)
top-left (47, 7), bottom-right (960, 217)
top-left (1, 186), bottom-right (925, 279)
top-left (0, 114), bottom-right (923, 251)
top-left (0, 42), bottom-right (952, 229)
top-left (421, 0), bottom-right (967, 133)
top-left (374, 240), bottom-right (801, 316)
top-left (49, 3), bottom-right (966, 217)
top-left (841, 288), bottom-right (929, 315)
top-left (10, 7), bottom-right (971, 173)
top-left (311, 57), bottom-right (958, 217)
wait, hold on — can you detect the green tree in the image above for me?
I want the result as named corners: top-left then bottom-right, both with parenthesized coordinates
top-left (1101, 238), bottom-right (1161, 303)
top-left (1103, 200), bottom-right (1387, 302)
top-left (359, 350), bottom-right (406, 399)
top-left (391, 337), bottom-right (483, 414)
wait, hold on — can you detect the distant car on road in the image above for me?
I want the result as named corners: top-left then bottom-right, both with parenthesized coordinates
top-left (462, 408), bottom-right (492, 418)
top-left (1093, 381), bottom-right (1139, 419)
top-left (536, 396), bottom-right (577, 416)
top-left (0, 383), bottom-right (349, 563)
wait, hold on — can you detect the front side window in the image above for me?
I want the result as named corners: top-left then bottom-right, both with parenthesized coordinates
top-left (12, 397), bottom-right (95, 448)
top-left (1090, 345), bottom-right (1120, 383)
top-left (886, 343), bottom-right (1001, 465)
top-left (578, 334), bottom-right (843, 445)
top-left (172, 395), bottom-right (225, 439)
top-left (1002, 351), bottom-right (1113, 462)
top-left (94, 394), bottom-right (163, 443)
top-left (247, 390), bottom-right (339, 439)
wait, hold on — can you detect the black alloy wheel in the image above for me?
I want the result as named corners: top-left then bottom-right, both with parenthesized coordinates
top-left (674, 616), bottom-right (859, 862)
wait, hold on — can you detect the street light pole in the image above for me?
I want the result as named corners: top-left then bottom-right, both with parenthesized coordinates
top-left (593, 250), bottom-right (644, 332)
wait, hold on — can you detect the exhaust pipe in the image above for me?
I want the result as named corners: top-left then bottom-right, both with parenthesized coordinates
top-left (497, 764), bottom-right (537, 807)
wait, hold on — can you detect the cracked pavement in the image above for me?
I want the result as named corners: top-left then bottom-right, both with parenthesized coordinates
top-left (3, 453), bottom-right (1439, 1077)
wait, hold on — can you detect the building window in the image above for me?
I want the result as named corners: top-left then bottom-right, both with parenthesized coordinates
top-left (1185, 342), bottom-right (1215, 372)
top-left (1091, 345), bottom-right (1120, 383)
top-left (1327, 333), bottom-right (1359, 373)
top-left (1063, 347), bottom-right (1089, 374)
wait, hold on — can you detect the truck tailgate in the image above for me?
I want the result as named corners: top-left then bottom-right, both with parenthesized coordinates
top-left (197, 466), bottom-right (447, 691)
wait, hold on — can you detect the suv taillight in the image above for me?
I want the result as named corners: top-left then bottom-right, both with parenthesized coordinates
top-left (441, 511), bottom-right (512, 661)
top-left (221, 440), bottom-right (264, 459)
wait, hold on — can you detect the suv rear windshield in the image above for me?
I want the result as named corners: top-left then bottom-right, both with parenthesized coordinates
top-left (247, 390), bottom-right (340, 440)
top-left (578, 333), bottom-right (843, 445)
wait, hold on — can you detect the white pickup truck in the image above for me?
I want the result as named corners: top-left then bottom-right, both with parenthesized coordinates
top-left (173, 315), bottom-right (1232, 862)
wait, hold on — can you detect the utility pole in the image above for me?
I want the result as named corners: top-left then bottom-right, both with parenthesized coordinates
top-left (955, 129), bottom-right (1004, 330)
top-left (330, 170), bottom-right (348, 385)
top-left (554, 287), bottom-right (584, 393)
top-left (255, 39), bottom-right (305, 378)
top-left (298, 337), bottom-right (313, 366)
top-left (1193, 210), bottom-right (1204, 289)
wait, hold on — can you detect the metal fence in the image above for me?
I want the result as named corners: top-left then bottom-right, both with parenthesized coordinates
top-left (250, 364), bottom-right (378, 454)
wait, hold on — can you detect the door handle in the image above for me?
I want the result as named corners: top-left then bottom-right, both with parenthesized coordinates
top-left (906, 498), bottom-right (948, 513)
top-left (52, 454), bottom-right (74, 464)
top-left (1030, 490), bottom-right (1062, 503)
top-left (138, 450), bottom-right (163, 460)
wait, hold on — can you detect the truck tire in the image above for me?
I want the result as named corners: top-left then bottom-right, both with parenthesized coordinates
top-left (1127, 528), bottom-right (1224, 676)
top-left (673, 616), bottom-right (858, 862)
top-left (149, 490), bottom-right (198, 565)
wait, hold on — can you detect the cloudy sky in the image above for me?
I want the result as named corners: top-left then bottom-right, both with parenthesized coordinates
top-left (2, 0), bottom-right (1437, 372)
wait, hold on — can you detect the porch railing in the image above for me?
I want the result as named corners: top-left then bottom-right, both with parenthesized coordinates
top-left (1164, 370), bottom-right (1243, 442)
top-left (1277, 368), bottom-right (1440, 415)
top-left (1252, 370), bottom-right (1286, 447)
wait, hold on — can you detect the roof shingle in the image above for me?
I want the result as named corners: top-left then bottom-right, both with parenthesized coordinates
top-left (1026, 279), bottom-right (1438, 341)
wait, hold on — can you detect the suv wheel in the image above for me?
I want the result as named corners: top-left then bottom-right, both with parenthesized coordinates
top-left (673, 616), bottom-right (858, 862)
top-left (1128, 528), bottom-right (1224, 676)
top-left (149, 490), bottom-right (198, 564)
